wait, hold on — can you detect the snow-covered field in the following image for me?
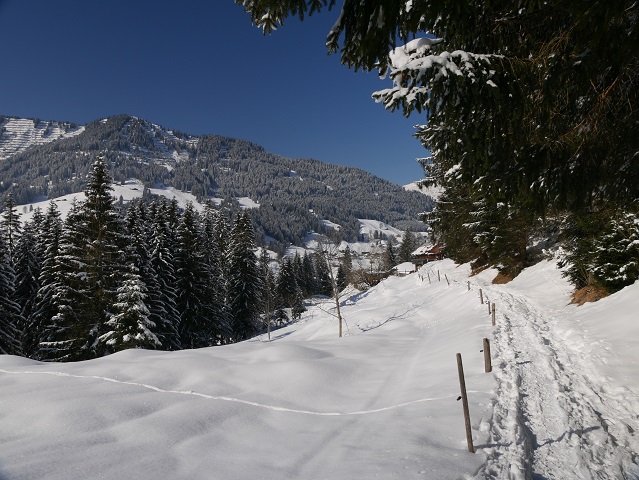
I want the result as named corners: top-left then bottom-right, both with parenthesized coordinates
top-left (1, 259), bottom-right (637, 479)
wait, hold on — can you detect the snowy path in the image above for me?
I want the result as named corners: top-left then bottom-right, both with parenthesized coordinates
top-left (473, 279), bottom-right (639, 479)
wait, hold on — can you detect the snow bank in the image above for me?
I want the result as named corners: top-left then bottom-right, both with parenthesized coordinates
top-left (1, 259), bottom-right (637, 479)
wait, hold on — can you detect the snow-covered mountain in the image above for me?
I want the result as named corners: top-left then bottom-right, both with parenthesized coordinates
top-left (1, 258), bottom-right (636, 479)
top-left (404, 180), bottom-right (443, 202)
top-left (0, 116), bottom-right (84, 160)
top-left (0, 114), bottom-right (434, 249)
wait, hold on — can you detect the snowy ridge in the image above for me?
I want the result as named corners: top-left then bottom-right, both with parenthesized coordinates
top-left (0, 117), bottom-right (84, 160)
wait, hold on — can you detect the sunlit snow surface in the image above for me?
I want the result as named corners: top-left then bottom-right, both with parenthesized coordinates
top-left (1, 260), bottom-right (638, 479)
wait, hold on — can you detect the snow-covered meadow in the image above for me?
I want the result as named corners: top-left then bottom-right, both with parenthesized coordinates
top-left (1, 259), bottom-right (637, 479)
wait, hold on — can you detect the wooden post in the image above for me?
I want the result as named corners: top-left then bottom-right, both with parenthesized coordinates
top-left (427, 272), bottom-right (431, 284)
top-left (437, 270), bottom-right (441, 282)
top-left (487, 301), bottom-right (491, 315)
top-left (445, 274), bottom-right (450, 286)
top-left (483, 338), bottom-right (492, 373)
top-left (491, 303), bottom-right (496, 326)
top-left (467, 281), bottom-right (470, 291)
top-left (456, 353), bottom-right (475, 453)
top-left (479, 288), bottom-right (483, 304)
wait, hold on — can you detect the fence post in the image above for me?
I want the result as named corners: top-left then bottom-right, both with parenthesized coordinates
top-left (456, 353), bottom-right (475, 453)
top-left (427, 272), bottom-right (431, 284)
top-left (445, 274), bottom-right (450, 286)
top-left (483, 338), bottom-right (492, 373)
top-left (437, 270), bottom-right (441, 282)
top-left (488, 301), bottom-right (491, 315)
top-left (467, 281), bottom-right (470, 291)
top-left (479, 288), bottom-right (483, 304)
top-left (491, 303), bottom-right (496, 326)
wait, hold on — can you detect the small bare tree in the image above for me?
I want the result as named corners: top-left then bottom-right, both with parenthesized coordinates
top-left (315, 238), bottom-right (354, 338)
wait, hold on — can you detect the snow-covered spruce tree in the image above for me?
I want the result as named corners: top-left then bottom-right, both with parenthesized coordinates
top-left (14, 218), bottom-right (41, 334)
top-left (25, 202), bottom-right (62, 358)
top-left (591, 213), bottom-right (639, 292)
top-left (148, 210), bottom-right (181, 350)
top-left (312, 251), bottom-right (332, 297)
top-left (200, 202), bottom-right (232, 344)
top-left (561, 210), bottom-right (639, 293)
top-left (98, 264), bottom-right (159, 352)
top-left (80, 157), bottom-right (126, 358)
top-left (1, 192), bottom-right (21, 261)
top-left (383, 237), bottom-right (397, 270)
top-left (258, 247), bottom-right (276, 337)
top-left (0, 230), bottom-right (23, 355)
top-left (39, 199), bottom-right (90, 361)
top-left (300, 252), bottom-right (316, 297)
top-left (398, 229), bottom-right (417, 264)
top-left (227, 211), bottom-right (261, 341)
top-left (275, 256), bottom-right (298, 323)
top-left (175, 202), bottom-right (210, 349)
top-left (239, 0), bottom-right (639, 282)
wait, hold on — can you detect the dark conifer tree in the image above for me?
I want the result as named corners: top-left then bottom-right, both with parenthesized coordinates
top-left (301, 252), bottom-right (316, 296)
top-left (80, 157), bottom-right (125, 357)
top-left (276, 256), bottom-right (298, 320)
top-left (312, 252), bottom-right (332, 296)
top-left (1, 192), bottom-right (21, 262)
top-left (148, 208), bottom-right (181, 350)
top-left (0, 231), bottom-right (22, 355)
top-left (25, 202), bottom-right (62, 358)
top-left (200, 203), bottom-right (232, 344)
top-left (14, 218), bottom-right (41, 333)
top-left (175, 202), bottom-right (209, 349)
top-left (40, 199), bottom-right (90, 361)
top-left (227, 211), bottom-right (261, 341)
top-left (399, 230), bottom-right (417, 264)
top-left (258, 247), bottom-right (275, 335)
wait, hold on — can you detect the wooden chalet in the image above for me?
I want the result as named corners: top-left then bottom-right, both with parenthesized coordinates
top-left (411, 244), bottom-right (444, 267)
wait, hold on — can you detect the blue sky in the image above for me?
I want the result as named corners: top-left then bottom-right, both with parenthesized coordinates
top-left (0, 0), bottom-right (428, 185)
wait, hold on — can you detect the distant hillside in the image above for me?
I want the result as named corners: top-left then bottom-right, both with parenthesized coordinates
top-left (0, 114), bottom-right (433, 247)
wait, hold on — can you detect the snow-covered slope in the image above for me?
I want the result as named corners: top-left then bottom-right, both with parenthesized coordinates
top-left (17, 180), bottom-right (260, 224)
top-left (404, 180), bottom-right (444, 202)
top-left (1, 260), bottom-right (637, 479)
top-left (0, 117), bottom-right (84, 160)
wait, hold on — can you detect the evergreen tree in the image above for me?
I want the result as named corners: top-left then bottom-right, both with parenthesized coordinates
top-left (0, 231), bottom-right (22, 355)
top-left (40, 199), bottom-right (90, 361)
top-left (258, 247), bottom-right (276, 337)
top-left (81, 157), bottom-right (125, 357)
top-left (175, 202), bottom-right (209, 349)
top-left (227, 211), bottom-right (261, 341)
top-left (25, 202), bottom-right (62, 358)
top-left (336, 264), bottom-right (348, 292)
top-left (312, 251), bottom-right (332, 296)
top-left (148, 211), bottom-right (181, 350)
top-left (14, 218), bottom-right (41, 332)
top-left (398, 230), bottom-right (417, 264)
top-left (98, 265), bottom-right (159, 352)
top-left (1, 192), bottom-right (21, 262)
top-left (341, 246), bottom-right (353, 282)
top-left (200, 203), bottom-right (232, 344)
top-left (383, 239), bottom-right (397, 270)
top-left (240, 0), bottom-right (639, 286)
top-left (276, 256), bottom-right (298, 320)
top-left (301, 252), bottom-right (316, 296)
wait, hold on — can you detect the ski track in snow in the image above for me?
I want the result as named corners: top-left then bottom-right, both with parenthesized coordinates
top-left (0, 368), bottom-right (460, 417)
top-left (472, 279), bottom-right (639, 479)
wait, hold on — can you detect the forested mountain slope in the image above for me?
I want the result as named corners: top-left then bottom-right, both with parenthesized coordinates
top-left (0, 114), bottom-right (432, 246)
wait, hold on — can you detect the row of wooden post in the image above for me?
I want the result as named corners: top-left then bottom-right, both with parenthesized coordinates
top-left (457, 283), bottom-right (498, 453)
top-left (423, 271), bottom-right (499, 453)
